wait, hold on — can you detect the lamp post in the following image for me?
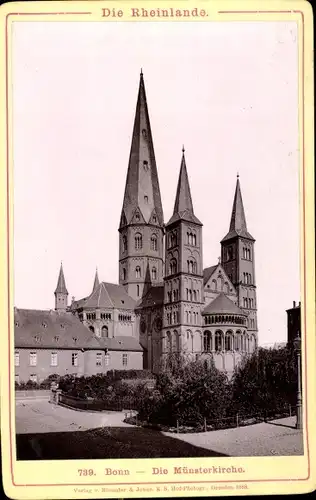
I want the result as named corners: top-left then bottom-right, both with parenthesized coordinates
top-left (294, 332), bottom-right (302, 430)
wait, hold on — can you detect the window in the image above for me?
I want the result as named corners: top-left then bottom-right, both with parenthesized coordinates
top-left (169, 258), bottom-right (177, 275)
top-left (101, 313), bottom-right (111, 320)
top-left (96, 353), bottom-right (102, 367)
top-left (72, 353), bottom-right (78, 367)
top-left (14, 351), bottom-right (19, 367)
top-left (187, 259), bottom-right (197, 274)
top-left (225, 332), bottom-right (233, 351)
top-left (215, 331), bottom-right (222, 352)
top-left (144, 195), bottom-right (148, 204)
top-left (105, 353), bottom-right (110, 366)
top-left (135, 266), bottom-right (141, 278)
top-left (101, 325), bottom-right (108, 337)
top-left (143, 160), bottom-right (149, 171)
top-left (137, 285), bottom-right (140, 297)
top-left (89, 325), bottom-right (95, 333)
top-left (30, 374), bottom-right (37, 383)
top-left (152, 267), bottom-right (157, 280)
top-left (122, 268), bottom-right (126, 281)
top-left (204, 331), bottom-right (211, 352)
top-left (122, 235), bottom-right (127, 252)
top-left (135, 233), bottom-right (143, 250)
top-left (15, 374), bottom-right (19, 384)
top-left (151, 234), bottom-right (158, 251)
top-left (152, 214), bottom-right (157, 223)
top-left (54, 336), bottom-right (60, 343)
top-left (29, 352), bottom-right (37, 366)
top-left (51, 352), bottom-right (58, 367)
top-left (122, 353), bottom-right (128, 367)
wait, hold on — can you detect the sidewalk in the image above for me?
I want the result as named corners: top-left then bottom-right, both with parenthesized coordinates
top-left (162, 417), bottom-right (304, 456)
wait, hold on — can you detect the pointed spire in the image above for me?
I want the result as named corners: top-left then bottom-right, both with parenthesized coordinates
top-left (221, 176), bottom-right (254, 242)
top-left (173, 149), bottom-right (194, 215)
top-left (229, 175), bottom-right (247, 232)
top-left (54, 262), bottom-right (68, 295)
top-left (167, 149), bottom-right (202, 226)
top-left (93, 267), bottom-right (100, 292)
top-left (120, 72), bottom-right (164, 227)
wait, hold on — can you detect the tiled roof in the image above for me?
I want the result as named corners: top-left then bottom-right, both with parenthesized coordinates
top-left (135, 285), bottom-right (164, 309)
top-left (203, 293), bottom-right (246, 316)
top-left (203, 265), bottom-right (218, 285)
top-left (71, 282), bottom-right (136, 311)
top-left (221, 229), bottom-right (255, 242)
top-left (14, 309), bottom-right (143, 352)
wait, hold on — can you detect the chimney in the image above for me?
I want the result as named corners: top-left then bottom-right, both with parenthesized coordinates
top-left (293, 301), bottom-right (296, 308)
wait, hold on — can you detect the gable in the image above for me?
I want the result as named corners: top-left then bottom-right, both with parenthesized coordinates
top-left (204, 264), bottom-right (235, 295)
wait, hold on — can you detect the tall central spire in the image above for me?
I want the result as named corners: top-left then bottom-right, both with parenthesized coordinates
top-left (167, 149), bottom-right (202, 226)
top-left (120, 71), bottom-right (164, 227)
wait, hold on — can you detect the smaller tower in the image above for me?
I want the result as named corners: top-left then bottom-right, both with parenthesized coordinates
top-left (221, 175), bottom-right (258, 339)
top-left (92, 267), bottom-right (100, 292)
top-left (54, 262), bottom-right (68, 312)
top-left (162, 148), bottom-right (204, 361)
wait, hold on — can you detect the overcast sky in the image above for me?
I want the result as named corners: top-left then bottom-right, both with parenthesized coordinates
top-left (12, 21), bottom-right (299, 345)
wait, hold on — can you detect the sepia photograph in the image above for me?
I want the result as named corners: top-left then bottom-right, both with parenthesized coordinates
top-left (12, 19), bottom-right (303, 462)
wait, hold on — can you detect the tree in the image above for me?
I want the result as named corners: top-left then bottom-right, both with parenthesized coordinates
top-left (230, 346), bottom-right (297, 417)
top-left (138, 355), bottom-right (231, 427)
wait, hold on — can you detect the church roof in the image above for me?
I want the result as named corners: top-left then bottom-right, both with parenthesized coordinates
top-left (221, 177), bottom-right (254, 242)
top-left (166, 150), bottom-right (202, 226)
top-left (14, 309), bottom-right (143, 351)
top-left (203, 265), bottom-right (218, 285)
top-left (72, 282), bottom-right (136, 311)
top-left (54, 263), bottom-right (68, 295)
top-left (203, 293), bottom-right (246, 316)
top-left (120, 71), bottom-right (164, 227)
top-left (135, 285), bottom-right (164, 309)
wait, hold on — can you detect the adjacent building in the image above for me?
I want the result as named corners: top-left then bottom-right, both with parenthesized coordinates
top-left (287, 300), bottom-right (301, 348)
top-left (15, 71), bottom-right (259, 383)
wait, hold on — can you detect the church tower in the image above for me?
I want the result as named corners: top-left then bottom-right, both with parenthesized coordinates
top-left (162, 149), bottom-right (204, 358)
top-left (221, 176), bottom-right (258, 338)
top-left (119, 71), bottom-right (164, 301)
top-left (54, 262), bottom-right (68, 312)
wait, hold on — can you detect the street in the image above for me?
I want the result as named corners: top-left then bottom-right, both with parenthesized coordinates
top-left (15, 398), bottom-right (303, 459)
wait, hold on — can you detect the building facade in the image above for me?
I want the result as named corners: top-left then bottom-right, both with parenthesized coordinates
top-left (287, 300), bottom-right (301, 348)
top-left (15, 72), bottom-right (259, 382)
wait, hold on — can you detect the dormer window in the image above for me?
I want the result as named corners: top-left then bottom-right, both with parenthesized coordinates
top-left (144, 195), bottom-right (148, 204)
top-left (54, 336), bottom-right (60, 342)
top-left (34, 335), bottom-right (40, 343)
top-left (15, 321), bottom-right (19, 327)
top-left (143, 160), bottom-right (149, 171)
top-left (60, 324), bottom-right (65, 329)
top-left (42, 322), bottom-right (47, 328)
top-left (72, 337), bottom-right (78, 344)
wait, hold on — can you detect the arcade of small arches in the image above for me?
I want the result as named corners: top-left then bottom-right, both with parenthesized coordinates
top-left (204, 313), bottom-right (246, 326)
top-left (203, 329), bottom-right (256, 354)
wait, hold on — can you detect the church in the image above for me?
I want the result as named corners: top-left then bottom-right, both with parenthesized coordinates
top-left (14, 72), bottom-right (258, 384)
